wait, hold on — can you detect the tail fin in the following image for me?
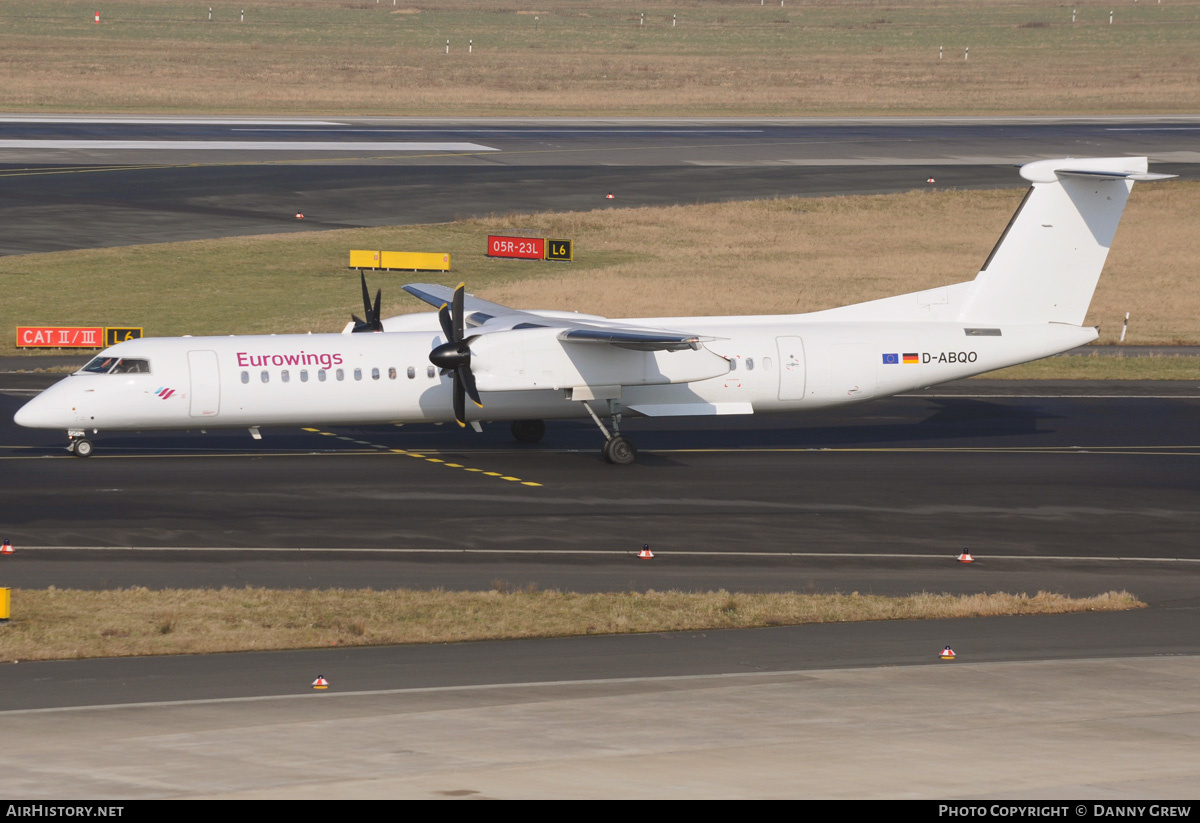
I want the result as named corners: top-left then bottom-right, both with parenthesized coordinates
top-left (956, 157), bottom-right (1173, 325)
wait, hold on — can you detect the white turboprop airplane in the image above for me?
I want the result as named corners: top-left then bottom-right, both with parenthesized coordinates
top-left (14, 157), bottom-right (1172, 463)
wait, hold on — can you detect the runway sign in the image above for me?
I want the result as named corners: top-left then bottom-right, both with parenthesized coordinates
top-left (105, 327), bottom-right (143, 346)
top-left (545, 239), bottom-right (574, 261)
top-left (487, 235), bottom-right (545, 260)
top-left (350, 250), bottom-right (451, 271)
top-left (16, 326), bottom-right (103, 348)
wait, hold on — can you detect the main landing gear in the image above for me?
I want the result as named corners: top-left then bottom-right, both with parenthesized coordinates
top-left (582, 401), bottom-right (637, 465)
top-left (510, 419), bottom-right (546, 444)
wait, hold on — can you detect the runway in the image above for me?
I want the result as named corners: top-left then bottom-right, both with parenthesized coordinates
top-left (2, 116), bottom-right (1199, 797)
top-left (1, 115), bottom-right (1197, 255)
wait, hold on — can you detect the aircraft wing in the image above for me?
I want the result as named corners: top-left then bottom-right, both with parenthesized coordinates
top-left (402, 283), bottom-right (717, 351)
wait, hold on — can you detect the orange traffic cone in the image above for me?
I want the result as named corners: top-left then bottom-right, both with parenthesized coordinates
top-left (940, 646), bottom-right (956, 660)
top-left (294, 211), bottom-right (304, 220)
top-left (926, 177), bottom-right (936, 184)
top-left (312, 676), bottom-right (330, 690)
top-left (637, 544), bottom-right (653, 559)
top-left (0, 539), bottom-right (12, 556)
top-left (957, 549), bottom-right (974, 563)
top-left (605, 193), bottom-right (615, 200)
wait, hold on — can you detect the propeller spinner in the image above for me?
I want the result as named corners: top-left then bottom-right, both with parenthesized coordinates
top-left (429, 283), bottom-right (483, 427)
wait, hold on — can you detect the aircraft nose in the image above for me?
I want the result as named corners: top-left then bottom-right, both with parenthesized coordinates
top-left (14, 394), bottom-right (45, 428)
top-left (13, 391), bottom-right (64, 429)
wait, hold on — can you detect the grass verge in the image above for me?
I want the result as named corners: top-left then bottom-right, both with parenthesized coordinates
top-left (2, 0), bottom-right (1200, 115)
top-left (983, 354), bottom-right (1200, 381)
top-left (0, 587), bottom-right (1144, 662)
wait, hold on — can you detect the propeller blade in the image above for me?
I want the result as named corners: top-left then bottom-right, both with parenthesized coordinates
top-left (351, 273), bottom-right (384, 333)
top-left (437, 303), bottom-right (454, 343)
top-left (452, 377), bottom-right (466, 428)
top-left (360, 272), bottom-right (372, 314)
top-left (452, 282), bottom-right (465, 343)
top-left (459, 362), bottom-right (482, 408)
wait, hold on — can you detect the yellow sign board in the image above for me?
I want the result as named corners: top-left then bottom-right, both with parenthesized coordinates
top-left (349, 250), bottom-right (382, 268)
top-left (350, 250), bottom-right (450, 272)
top-left (380, 251), bottom-right (451, 271)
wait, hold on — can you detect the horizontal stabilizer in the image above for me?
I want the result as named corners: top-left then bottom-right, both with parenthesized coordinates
top-left (1055, 169), bottom-right (1177, 182)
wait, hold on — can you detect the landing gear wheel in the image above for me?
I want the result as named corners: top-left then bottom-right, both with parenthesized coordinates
top-left (72, 438), bottom-right (94, 458)
top-left (602, 435), bottom-right (637, 465)
top-left (511, 419), bottom-right (546, 443)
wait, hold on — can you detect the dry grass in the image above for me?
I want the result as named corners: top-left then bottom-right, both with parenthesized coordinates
top-left (0, 586), bottom-right (1143, 662)
top-left (986, 353), bottom-right (1200, 381)
top-left (1, 0), bottom-right (1198, 115)
top-left (4, 182), bottom-right (1199, 357)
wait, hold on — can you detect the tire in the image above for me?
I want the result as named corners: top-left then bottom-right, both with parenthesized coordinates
top-left (511, 419), bottom-right (546, 443)
top-left (73, 438), bottom-right (94, 458)
top-left (603, 435), bottom-right (637, 465)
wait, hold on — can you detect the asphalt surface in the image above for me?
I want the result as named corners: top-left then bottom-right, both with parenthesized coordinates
top-left (2, 115), bottom-right (1198, 255)
top-left (3, 116), bottom-right (1199, 798)
top-left (5, 378), bottom-right (1200, 586)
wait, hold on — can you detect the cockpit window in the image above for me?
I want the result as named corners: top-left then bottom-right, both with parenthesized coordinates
top-left (111, 359), bottom-right (150, 374)
top-left (81, 356), bottom-right (119, 374)
top-left (82, 357), bottom-right (150, 375)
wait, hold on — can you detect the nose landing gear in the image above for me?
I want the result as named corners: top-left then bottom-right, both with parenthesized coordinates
top-left (67, 431), bottom-right (94, 458)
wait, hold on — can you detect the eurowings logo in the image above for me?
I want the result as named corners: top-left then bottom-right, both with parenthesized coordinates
top-left (155, 387), bottom-right (176, 400)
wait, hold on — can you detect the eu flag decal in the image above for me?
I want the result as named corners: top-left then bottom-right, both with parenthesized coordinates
top-left (882, 353), bottom-right (899, 365)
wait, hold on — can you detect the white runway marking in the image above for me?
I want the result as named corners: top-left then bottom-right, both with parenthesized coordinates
top-left (0, 140), bottom-right (499, 152)
top-left (233, 128), bottom-right (766, 134)
top-left (0, 116), bottom-right (343, 125)
top-left (15, 546), bottom-right (1200, 562)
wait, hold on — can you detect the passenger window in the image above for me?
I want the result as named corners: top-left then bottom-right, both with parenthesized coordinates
top-left (336, 369), bottom-right (344, 381)
top-left (241, 371), bottom-right (249, 384)
top-left (318, 369), bottom-right (327, 382)
top-left (407, 366), bottom-right (415, 379)
top-left (427, 366), bottom-right (436, 379)
top-left (388, 367), bottom-right (397, 380)
top-left (354, 368), bottom-right (362, 381)
top-left (746, 358), bottom-right (755, 371)
top-left (300, 370), bottom-right (308, 383)
top-left (763, 357), bottom-right (772, 371)
top-left (729, 358), bottom-right (737, 371)
top-left (261, 371), bottom-right (269, 383)
top-left (371, 367), bottom-right (380, 381)
top-left (281, 369), bottom-right (290, 383)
